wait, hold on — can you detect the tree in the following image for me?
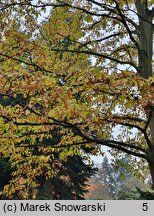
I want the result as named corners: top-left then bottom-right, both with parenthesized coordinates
top-left (31, 133), bottom-right (98, 200)
top-left (0, 0), bottom-right (154, 195)
top-left (37, 154), bottom-right (97, 200)
top-left (111, 156), bottom-right (150, 198)
top-left (93, 157), bottom-right (117, 195)
top-left (119, 188), bottom-right (154, 200)
top-left (85, 181), bottom-right (113, 200)
top-left (86, 156), bottom-right (116, 199)
top-left (0, 157), bottom-right (12, 192)
top-left (0, 7), bottom-right (99, 198)
top-left (0, 129), bottom-right (97, 199)
top-left (88, 156), bottom-right (149, 199)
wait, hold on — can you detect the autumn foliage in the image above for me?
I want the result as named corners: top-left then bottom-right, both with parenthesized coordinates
top-left (0, 0), bottom-right (154, 198)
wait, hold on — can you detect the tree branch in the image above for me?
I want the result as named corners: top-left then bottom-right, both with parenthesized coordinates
top-left (100, 141), bottom-right (148, 160)
top-left (57, 0), bottom-right (109, 17)
top-left (144, 110), bottom-right (153, 131)
top-left (113, 0), bottom-right (139, 50)
top-left (50, 48), bottom-right (138, 70)
top-left (107, 117), bottom-right (152, 150)
top-left (78, 32), bottom-right (123, 47)
top-left (16, 135), bottom-right (147, 160)
top-left (151, 7), bottom-right (154, 17)
top-left (60, 121), bottom-right (147, 154)
top-left (15, 141), bottom-right (92, 149)
top-left (0, 111), bottom-right (148, 160)
top-left (0, 2), bottom-right (56, 11)
top-left (0, 53), bottom-right (53, 75)
top-left (112, 115), bottom-right (146, 123)
top-left (91, 0), bottom-right (138, 28)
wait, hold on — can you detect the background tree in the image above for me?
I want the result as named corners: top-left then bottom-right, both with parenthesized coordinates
top-left (0, 157), bottom-right (12, 193)
top-left (87, 156), bottom-right (150, 199)
top-left (92, 156), bottom-right (117, 195)
top-left (0, 125), bottom-right (97, 199)
top-left (0, 0), bottom-right (154, 197)
top-left (85, 181), bottom-right (113, 200)
top-left (37, 153), bottom-right (97, 200)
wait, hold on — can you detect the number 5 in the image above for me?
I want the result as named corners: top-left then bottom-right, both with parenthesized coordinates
top-left (142, 203), bottom-right (148, 211)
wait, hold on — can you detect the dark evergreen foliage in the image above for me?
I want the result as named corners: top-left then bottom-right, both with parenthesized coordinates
top-left (0, 157), bottom-right (12, 191)
top-left (37, 155), bottom-right (97, 199)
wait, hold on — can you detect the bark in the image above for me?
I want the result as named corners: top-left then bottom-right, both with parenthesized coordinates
top-left (135, 0), bottom-right (154, 188)
top-left (148, 160), bottom-right (154, 189)
top-left (135, 0), bottom-right (153, 78)
top-left (135, 1), bottom-right (154, 144)
top-left (149, 112), bottom-right (154, 148)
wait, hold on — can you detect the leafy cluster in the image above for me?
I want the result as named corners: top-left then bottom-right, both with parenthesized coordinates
top-left (0, 0), bottom-right (154, 197)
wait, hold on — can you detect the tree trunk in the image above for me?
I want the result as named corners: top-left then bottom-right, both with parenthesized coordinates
top-left (135, 1), bottom-right (154, 143)
top-left (148, 160), bottom-right (154, 189)
top-left (135, 1), bottom-right (154, 187)
top-left (135, 0), bottom-right (153, 79)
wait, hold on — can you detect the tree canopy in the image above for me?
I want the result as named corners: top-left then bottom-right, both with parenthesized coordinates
top-left (0, 0), bottom-right (154, 197)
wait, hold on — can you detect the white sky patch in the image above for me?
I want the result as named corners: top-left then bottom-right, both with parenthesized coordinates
top-left (32, 0), bottom-right (51, 23)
